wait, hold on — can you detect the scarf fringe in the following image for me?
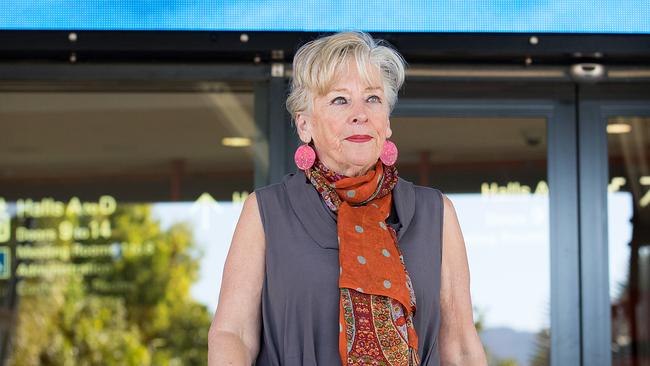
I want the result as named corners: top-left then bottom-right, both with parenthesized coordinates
top-left (409, 347), bottom-right (421, 366)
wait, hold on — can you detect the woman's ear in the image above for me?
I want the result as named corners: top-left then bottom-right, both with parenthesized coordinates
top-left (295, 112), bottom-right (312, 143)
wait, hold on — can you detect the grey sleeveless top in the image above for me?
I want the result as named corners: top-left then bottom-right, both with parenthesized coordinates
top-left (254, 171), bottom-right (443, 365)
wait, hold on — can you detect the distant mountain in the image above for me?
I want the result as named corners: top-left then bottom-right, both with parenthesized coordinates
top-left (480, 327), bottom-right (537, 366)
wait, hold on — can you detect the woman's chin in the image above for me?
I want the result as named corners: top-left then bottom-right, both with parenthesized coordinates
top-left (341, 141), bottom-right (380, 162)
top-left (342, 154), bottom-right (379, 171)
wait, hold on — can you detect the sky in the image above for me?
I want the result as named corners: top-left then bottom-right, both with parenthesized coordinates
top-left (1, 0), bottom-right (649, 33)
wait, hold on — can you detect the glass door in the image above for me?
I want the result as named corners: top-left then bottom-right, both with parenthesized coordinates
top-left (393, 82), bottom-right (580, 366)
top-left (580, 84), bottom-right (650, 366)
top-left (0, 85), bottom-right (266, 365)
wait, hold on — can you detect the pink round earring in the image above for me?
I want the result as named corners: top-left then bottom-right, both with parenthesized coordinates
top-left (294, 143), bottom-right (316, 170)
top-left (380, 140), bottom-right (398, 166)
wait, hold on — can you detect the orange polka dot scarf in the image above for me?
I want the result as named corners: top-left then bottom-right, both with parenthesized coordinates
top-left (305, 158), bottom-right (420, 366)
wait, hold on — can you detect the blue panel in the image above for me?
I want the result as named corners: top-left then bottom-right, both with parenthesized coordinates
top-left (1, 0), bottom-right (650, 33)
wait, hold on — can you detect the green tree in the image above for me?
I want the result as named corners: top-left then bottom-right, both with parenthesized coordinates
top-left (529, 327), bottom-right (550, 366)
top-left (7, 203), bottom-right (211, 365)
top-left (497, 360), bottom-right (519, 366)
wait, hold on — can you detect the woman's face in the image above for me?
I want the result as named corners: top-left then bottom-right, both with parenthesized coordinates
top-left (296, 61), bottom-right (392, 177)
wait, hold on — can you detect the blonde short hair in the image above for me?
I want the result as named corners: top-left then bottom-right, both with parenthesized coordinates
top-left (286, 31), bottom-right (406, 120)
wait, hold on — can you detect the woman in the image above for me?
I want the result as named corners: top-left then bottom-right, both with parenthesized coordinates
top-left (208, 31), bottom-right (487, 366)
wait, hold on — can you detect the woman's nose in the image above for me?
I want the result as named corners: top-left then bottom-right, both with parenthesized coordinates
top-left (350, 103), bottom-right (368, 124)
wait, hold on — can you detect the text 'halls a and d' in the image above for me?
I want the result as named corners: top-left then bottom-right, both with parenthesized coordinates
top-left (15, 196), bottom-right (117, 219)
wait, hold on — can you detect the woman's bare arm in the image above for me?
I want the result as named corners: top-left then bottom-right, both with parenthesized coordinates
top-left (438, 193), bottom-right (488, 365)
top-left (208, 192), bottom-right (265, 365)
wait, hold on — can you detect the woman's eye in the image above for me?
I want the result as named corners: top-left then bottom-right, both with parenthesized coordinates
top-left (367, 95), bottom-right (381, 103)
top-left (331, 96), bottom-right (347, 105)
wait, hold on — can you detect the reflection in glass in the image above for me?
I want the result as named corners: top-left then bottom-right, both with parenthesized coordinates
top-left (0, 89), bottom-right (261, 365)
top-left (393, 116), bottom-right (549, 366)
top-left (608, 116), bottom-right (650, 366)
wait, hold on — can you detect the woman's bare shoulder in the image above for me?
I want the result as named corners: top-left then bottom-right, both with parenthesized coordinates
top-left (208, 192), bottom-right (265, 363)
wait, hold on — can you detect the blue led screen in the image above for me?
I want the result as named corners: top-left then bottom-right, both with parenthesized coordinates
top-left (1, 0), bottom-right (650, 33)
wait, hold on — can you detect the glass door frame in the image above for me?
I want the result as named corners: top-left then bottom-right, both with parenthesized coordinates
top-left (579, 83), bottom-right (650, 366)
top-left (387, 81), bottom-right (581, 365)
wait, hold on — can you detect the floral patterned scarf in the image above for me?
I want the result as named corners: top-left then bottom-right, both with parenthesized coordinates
top-left (305, 158), bottom-right (420, 366)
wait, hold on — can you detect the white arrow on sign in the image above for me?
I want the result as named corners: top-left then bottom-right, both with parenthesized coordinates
top-left (190, 193), bottom-right (223, 231)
